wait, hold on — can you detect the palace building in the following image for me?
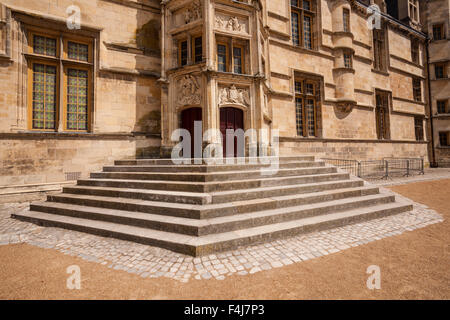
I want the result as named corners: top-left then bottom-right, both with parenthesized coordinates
top-left (0, 0), bottom-right (446, 190)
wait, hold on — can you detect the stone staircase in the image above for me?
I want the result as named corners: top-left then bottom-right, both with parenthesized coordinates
top-left (12, 156), bottom-right (413, 256)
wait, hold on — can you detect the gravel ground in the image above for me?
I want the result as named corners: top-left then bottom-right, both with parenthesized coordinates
top-left (0, 179), bottom-right (448, 299)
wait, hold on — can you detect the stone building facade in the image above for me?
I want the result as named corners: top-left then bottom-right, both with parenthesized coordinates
top-left (421, 0), bottom-right (450, 166)
top-left (0, 0), bottom-right (437, 190)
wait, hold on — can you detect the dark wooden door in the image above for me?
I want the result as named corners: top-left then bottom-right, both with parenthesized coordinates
top-left (180, 107), bottom-right (202, 158)
top-left (220, 107), bottom-right (244, 157)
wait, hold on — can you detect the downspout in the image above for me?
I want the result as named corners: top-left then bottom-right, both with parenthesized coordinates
top-left (426, 38), bottom-right (437, 167)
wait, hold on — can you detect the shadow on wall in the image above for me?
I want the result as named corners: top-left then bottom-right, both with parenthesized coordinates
top-left (134, 3), bottom-right (162, 157)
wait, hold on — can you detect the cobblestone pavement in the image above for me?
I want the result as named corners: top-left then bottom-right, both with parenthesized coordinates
top-left (0, 186), bottom-right (444, 283)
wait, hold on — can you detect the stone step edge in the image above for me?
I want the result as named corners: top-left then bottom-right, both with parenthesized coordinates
top-left (65, 179), bottom-right (366, 205)
top-left (30, 192), bottom-right (392, 236)
top-left (13, 200), bottom-right (412, 256)
top-left (46, 183), bottom-right (374, 219)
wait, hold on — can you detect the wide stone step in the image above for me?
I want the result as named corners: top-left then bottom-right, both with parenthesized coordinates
top-left (103, 160), bottom-right (325, 173)
top-left (81, 172), bottom-right (350, 193)
top-left (114, 156), bottom-right (316, 166)
top-left (30, 192), bottom-right (391, 236)
top-left (13, 200), bottom-right (412, 256)
top-left (91, 166), bottom-right (336, 182)
top-left (47, 184), bottom-right (379, 220)
top-left (66, 178), bottom-right (368, 205)
top-left (63, 186), bottom-right (211, 205)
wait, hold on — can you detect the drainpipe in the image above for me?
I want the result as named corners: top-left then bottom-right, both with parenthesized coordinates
top-left (426, 39), bottom-right (437, 167)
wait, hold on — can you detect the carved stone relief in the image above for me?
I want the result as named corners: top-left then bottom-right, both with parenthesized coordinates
top-left (177, 74), bottom-right (201, 106)
top-left (184, 0), bottom-right (202, 24)
top-left (218, 85), bottom-right (250, 106)
top-left (215, 14), bottom-right (247, 33)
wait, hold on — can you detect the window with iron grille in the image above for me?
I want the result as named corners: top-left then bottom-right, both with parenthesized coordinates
top-left (344, 52), bottom-right (352, 68)
top-left (291, 0), bottom-right (315, 50)
top-left (412, 78), bottom-right (421, 102)
top-left (373, 27), bottom-right (386, 71)
top-left (414, 116), bottom-right (424, 141)
top-left (437, 100), bottom-right (448, 114)
top-left (294, 78), bottom-right (320, 137)
top-left (375, 90), bottom-right (390, 140)
top-left (439, 132), bottom-right (449, 146)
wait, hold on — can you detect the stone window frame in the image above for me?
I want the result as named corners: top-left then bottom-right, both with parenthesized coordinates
top-left (372, 24), bottom-right (388, 72)
top-left (410, 38), bottom-right (419, 65)
top-left (25, 27), bottom-right (94, 132)
top-left (439, 132), bottom-right (450, 147)
top-left (215, 36), bottom-right (248, 75)
top-left (293, 72), bottom-right (322, 138)
top-left (343, 8), bottom-right (350, 33)
top-left (432, 23), bottom-right (445, 41)
top-left (408, 0), bottom-right (419, 23)
top-left (178, 39), bottom-right (188, 66)
top-left (343, 50), bottom-right (353, 68)
top-left (437, 100), bottom-right (449, 114)
top-left (374, 89), bottom-right (391, 140)
top-left (192, 35), bottom-right (203, 64)
top-left (412, 77), bottom-right (422, 102)
top-left (290, 0), bottom-right (316, 50)
top-left (434, 62), bottom-right (447, 79)
top-left (414, 116), bottom-right (424, 141)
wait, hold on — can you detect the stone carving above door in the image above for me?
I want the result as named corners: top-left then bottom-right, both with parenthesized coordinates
top-left (218, 85), bottom-right (250, 107)
top-left (177, 74), bottom-right (201, 106)
top-left (184, 0), bottom-right (202, 24)
top-left (215, 14), bottom-right (248, 34)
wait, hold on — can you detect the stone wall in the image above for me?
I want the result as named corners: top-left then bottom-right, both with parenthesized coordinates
top-left (0, 134), bottom-right (160, 186)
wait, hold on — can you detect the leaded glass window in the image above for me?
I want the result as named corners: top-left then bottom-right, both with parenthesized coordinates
top-left (66, 69), bottom-right (89, 131)
top-left (31, 64), bottom-right (57, 129)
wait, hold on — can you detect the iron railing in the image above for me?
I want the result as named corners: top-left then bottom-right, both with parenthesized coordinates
top-left (321, 157), bottom-right (424, 179)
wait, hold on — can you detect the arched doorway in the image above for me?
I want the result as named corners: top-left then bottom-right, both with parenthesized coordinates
top-left (180, 107), bottom-right (202, 158)
top-left (220, 107), bottom-right (244, 157)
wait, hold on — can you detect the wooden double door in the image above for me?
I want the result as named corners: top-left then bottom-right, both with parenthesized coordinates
top-left (220, 107), bottom-right (244, 158)
top-left (180, 107), bottom-right (202, 158)
top-left (180, 107), bottom-right (244, 158)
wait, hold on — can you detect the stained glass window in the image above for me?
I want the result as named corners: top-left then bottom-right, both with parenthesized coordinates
top-left (68, 41), bottom-right (89, 62)
top-left (66, 69), bottom-right (89, 131)
top-left (33, 35), bottom-right (57, 57)
top-left (32, 64), bottom-right (57, 129)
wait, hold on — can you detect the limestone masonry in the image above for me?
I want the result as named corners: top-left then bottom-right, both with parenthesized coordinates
top-left (0, 0), bottom-right (449, 190)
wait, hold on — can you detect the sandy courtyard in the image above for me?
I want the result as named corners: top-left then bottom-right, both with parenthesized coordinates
top-left (0, 179), bottom-right (449, 299)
